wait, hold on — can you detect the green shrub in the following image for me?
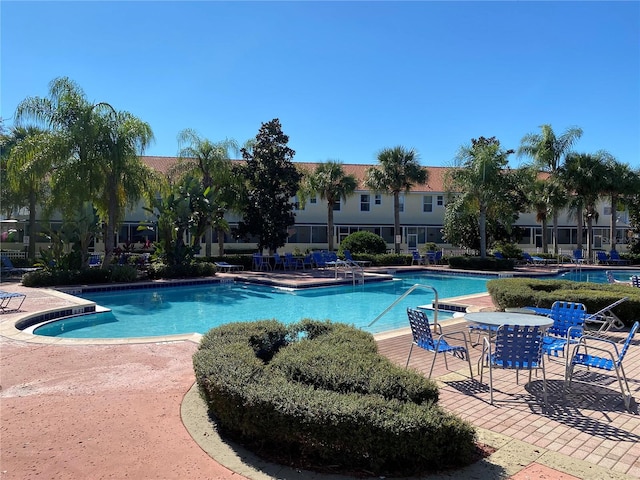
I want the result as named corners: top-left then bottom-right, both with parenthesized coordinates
top-left (487, 278), bottom-right (640, 325)
top-left (338, 231), bottom-right (388, 255)
top-left (449, 256), bottom-right (514, 271)
top-left (194, 319), bottom-right (475, 476)
top-left (109, 265), bottom-right (139, 283)
top-left (493, 242), bottom-right (522, 259)
top-left (146, 261), bottom-right (216, 279)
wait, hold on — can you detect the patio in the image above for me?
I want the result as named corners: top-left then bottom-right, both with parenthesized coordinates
top-left (1, 276), bottom-right (639, 479)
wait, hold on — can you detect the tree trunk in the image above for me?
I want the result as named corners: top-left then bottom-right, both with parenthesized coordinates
top-left (610, 194), bottom-right (617, 251)
top-left (576, 202), bottom-right (584, 251)
top-left (393, 191), bottom-right (400, 254)
top-left (204, 227), bottom-right (212, 258)
top-left (586, 214), bottom-right (594, 263)
top-left (552, 210), bottom-right (559, 255)
top-left (479, 203), bottom-right (487, 259)
top-left (217, 228), bottom-right (225, 256)
top-left (28, 190), bottom-right (37, 261)
top-left (541, 217), bottom-right (548, 254)
top-left (103, 189), bottom-right (118, 268)
top-left (327, 201), bottom-right (334, 251)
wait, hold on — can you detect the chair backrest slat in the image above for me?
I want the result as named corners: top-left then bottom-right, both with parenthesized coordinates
top-left (548, 301), bottom-right (586, 338)
top-left (407, 308), bottom-right (434, 349)
top-left (494, 325), bottom-right (544, 369)
top-left (617, 322), bottom-right (640, 366)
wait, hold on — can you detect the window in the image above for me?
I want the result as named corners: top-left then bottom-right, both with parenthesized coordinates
top-left (436, 195), bottom-right (444, 206)
top-left (291, 196), bottom-right (304, 211)
top-left (399, 194), bottom-right (404, 213)
top-left (374, 194), bottom-right (382, 205)
top-left (309, 196), bottom-right (317, 204)
top-left (333, 200), bottom-right (341, 211)
top-left (360, 194), bottom-right (370, 212)
top-left (423, 195), bottom-right (433, 213)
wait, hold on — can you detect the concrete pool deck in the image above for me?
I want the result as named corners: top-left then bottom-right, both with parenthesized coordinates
top-left (1, 267), bottom-right (639, 479)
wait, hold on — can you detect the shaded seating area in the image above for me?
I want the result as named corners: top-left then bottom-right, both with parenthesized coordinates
top-left (0, 290), bottom-right (26, 313)
top-left (565, 321), bottom-right (639, 412)
top-left (406, 308), bottom-right (473, 379)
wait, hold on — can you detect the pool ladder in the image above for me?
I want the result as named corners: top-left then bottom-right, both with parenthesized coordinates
top-left (368, 284), bottom-right (439, 330)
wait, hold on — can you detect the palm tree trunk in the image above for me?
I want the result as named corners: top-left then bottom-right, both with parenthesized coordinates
top-left (28, 190), bottom-right (37, 261)
top-left (541, 217), bottom-right (548, 254)
top-left (479, 203), bottom-right (487, 259)
top-left (393, 192), bottom-right (400, 254)
top-left (552, 210), bottom-right (559, 255)
top-left (217, 228), bottom-right (225, 256)
top-left (327, 202), bottom-right (334, 251)
top-left (610, 194), bottom-right (617, 251)
top-left (586, 214), bottom-right (594, 262)
top-left (576, 202), bottom-right (584, 251)
top-left (205, 227), bottom-right (212, 257)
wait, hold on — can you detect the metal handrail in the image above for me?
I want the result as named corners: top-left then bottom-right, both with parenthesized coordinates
top-left (368, 283), bottom-right (439, 329)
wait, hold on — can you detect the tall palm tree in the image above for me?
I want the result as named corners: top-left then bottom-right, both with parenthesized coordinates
top-left (5, 126), bottom-right (59, 260)
top-left (173, 129), bottom-right (239, 257)
top-left (95, 108), bottom-right (155, 267)
top-left (301, 160), bottom-right (357, 251)
top-left (600, 154), bottom-right (638, 251)
top-left (561, 152), bottom-right (608, 261)
top-left (365, 146), bottom-right (427, 254)
top-left (447, 137), bottom-right (516, 259)
top-left (518, 124), bottom-right (583, 254)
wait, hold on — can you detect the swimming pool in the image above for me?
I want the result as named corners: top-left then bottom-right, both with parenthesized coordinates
top-left (33, 273), bottom-right (490, 338)
top-left (557, 269), bottom-right (640, 283)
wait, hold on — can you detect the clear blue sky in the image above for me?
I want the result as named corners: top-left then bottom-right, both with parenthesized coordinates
top-left (2, 1), bottom-right (639, 168)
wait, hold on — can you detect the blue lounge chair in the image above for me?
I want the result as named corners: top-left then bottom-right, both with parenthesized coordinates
top-left (609, 250), bottom-right (630, 265)
top-left (312, 251), bottom-right (327, 268)
top-left (252, 253), bottom-right (270, 271)
top-left (631, 276), bottom-right (639, 288)
top-left (343, 250), bottom-right (371, 267)
top-left (215, 261), bottom-right (243, 272)
top-left (522, 252), bottom-right (545, 265)
top-left (0, 290), bottom-right (26, 313)
top-left (411, 251), bottom-right (425, 265)
top-left (1, 256), bottom-right (41, 276)
top-left (406, 308), bottom-right (473, 379)
top-left (480, 324), bottom-right (547, 407)
top-left (571, 249), bottom-right (585, 264)
top-left (565, 321), bottom-right (639, 412)
top-left (283, 253), bottom-right (299, 270)
top-left (272, 253), bottom-right (285, 270)
top-left (584, 297), bottom-right (627, 333)
top-left (89, 254), bottom-right (102, 268)
top-left (596, 251), bottom-right (610, 265)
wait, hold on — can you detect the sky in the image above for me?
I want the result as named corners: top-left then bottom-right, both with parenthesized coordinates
top-left (2, 1), bottom-right (639, 168)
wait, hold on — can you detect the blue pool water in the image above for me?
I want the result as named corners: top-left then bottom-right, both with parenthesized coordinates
top-left (557, 269), bottom-right (640, 283)
top-left (34, 273), bottom-right (490, 338)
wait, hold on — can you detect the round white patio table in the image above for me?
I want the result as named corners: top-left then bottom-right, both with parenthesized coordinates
top-left (464, 312), bottom-right (553, 328)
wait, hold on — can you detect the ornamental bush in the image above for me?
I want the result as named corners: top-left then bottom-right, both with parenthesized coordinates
top-left (338, 231), bottom-right (388, 255)
top-left (193, 319), bottom-right (477, 476)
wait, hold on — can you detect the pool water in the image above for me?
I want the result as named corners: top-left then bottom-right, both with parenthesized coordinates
top-left (557, 269), bottom-right (640, 283)
top-left (34, 273), bottom-right (489, 338)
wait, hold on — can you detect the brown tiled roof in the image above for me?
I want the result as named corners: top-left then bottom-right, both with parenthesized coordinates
top-left (141, 156), bottom-right (452, 192)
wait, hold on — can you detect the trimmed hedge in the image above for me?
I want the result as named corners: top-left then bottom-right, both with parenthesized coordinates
top-left (193, 319), bottom-right (476, 476)
top-left (21, 265), bottom-right (138, 287)
top-left (487, 278), bottom-right (640, 325)
top-left (449, 256), bottom-right (515, 271)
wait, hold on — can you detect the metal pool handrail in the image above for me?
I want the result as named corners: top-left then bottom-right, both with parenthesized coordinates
top-left (368, 284), bottom-right (439, 329)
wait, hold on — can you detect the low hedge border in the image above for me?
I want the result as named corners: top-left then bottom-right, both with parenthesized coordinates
top-left (487, 278), bottom-right (640, 324)
top-left (193, 319), bottom-right (476, 476)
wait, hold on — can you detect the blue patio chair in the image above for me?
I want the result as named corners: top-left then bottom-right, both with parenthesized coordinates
top-left (272, 253), bottom-right (285, 270)
top-left (252, 253), bottom-right (270, 271)
top-left (312, 251), bottom-right (327, 268)
top-left (571, 249), bottom-right (585, 264)
top-left (542, 301), bottom-right (587, 361)
top-left (479, 324), bottom-right (547, 407)
top-left (609, 250), bottom-right (630, 265)
top-left (1, 256), bottom-right (41, 276)
top-left (406, 308), bottom-right (473, 379)
top-left (89, 254), bottom-right (102, 268)
top-left (411, 250), bottom-right (424, 265)
top-left (343, 250), bottom-right (371, 267)
top-left (300, 254), bottom-right (313, 270)
top-left (565, 321), bottom-right (639, 412)
top-left (283, 252), bottom-right (299, 270)
top-left (493, 251), bottom-right (505, 260)
top-left (596, 251), bottom-right (610, 265)
top-left (632, 275), bottom-right (640, 288)
top-left (214, 261), bottom-right (243, 272)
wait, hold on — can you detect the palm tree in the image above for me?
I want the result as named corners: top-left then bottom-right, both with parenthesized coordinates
top-left (561, 152), bottom-right (608, 261)
top-left (518, 124), bottom-right (583, 254)
top-left (95, 108), bottom-right (156, 267)
top-left (600, 155), bottom-right (638, 251)
top-left (173, 129), bottom-right (239, 257)
top-left (301, 160), bottom-right (357, 251)
top-left (446, 137), bottom-right (516, 259)
top-left (365, 146), bottom-right (427, 254)
top-left (5, 126), bottom-right (59, 260)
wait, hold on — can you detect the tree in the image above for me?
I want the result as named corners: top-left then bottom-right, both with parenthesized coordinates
top-left (237, 119), bottom-right (301, 253)
top-left (600, 155), bottom-right (638, 251)
top-left (365, 146), bottom-right (427, 254)
top-left (300, 160), bottom-right (357, 251)
top-left (174, 129), bottom-right (239, 257)
top-left (560, 152), bottom-right (608, 261)
top-left (94, 108), bottom-right (155, 267)
top-left (446, 137), bottom-right (522, 259)
top-left (518, 124), bottom-right (583, 254)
